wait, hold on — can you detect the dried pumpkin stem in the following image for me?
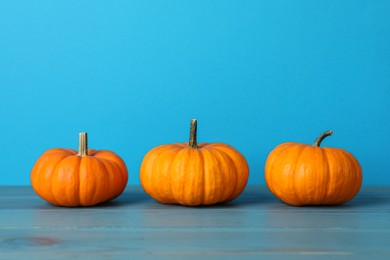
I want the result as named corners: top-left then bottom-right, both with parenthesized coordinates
top-left (78, 132), bottom-right (88, 156)
top-left (313, 130), bottom-right (333, 147)
top-left (189, 119), bottom-right (198, 149)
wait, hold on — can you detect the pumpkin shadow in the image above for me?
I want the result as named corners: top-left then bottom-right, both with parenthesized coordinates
top-left (235, 186), bottom-right (390, 208)
top-left (141, 188), bottom-right (276, 209)
top-left (33, 188), bottom-right (152, 208)
top-left (92, 200), bottom-right (128, 208)
top-left (193, 202), bottom-right (239, 209)
top-left (226, 187), bottom-right (278, 206)
top-left (139, 200), bottom-right (239, 209)
top-left (180, 188), bottom-right (278, 208)
top-left (316, 187), bottom-right (390, 209)
top-left (35, 201), bottom-right (127, 209)
top-left (339, 194), bottom-right (389, 208)
top-left (98, 189), bottom-right (152, 207)
top-left (273, 188), bottom-right (390, 209)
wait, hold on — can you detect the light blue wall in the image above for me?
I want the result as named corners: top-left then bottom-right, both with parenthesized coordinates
top-left (1, 1), bottom-right (389, 185)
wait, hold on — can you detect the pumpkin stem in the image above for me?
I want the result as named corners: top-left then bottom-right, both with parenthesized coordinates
top-left (189, 119), bottom-right (198, 149)
top-left (313, 130), bottom-right (333, 147)
top-left (78, 132), bottom-right (88, 156)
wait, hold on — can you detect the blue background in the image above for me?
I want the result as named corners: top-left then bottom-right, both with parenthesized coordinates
top-left (0, 1), bottom-right (389, 185)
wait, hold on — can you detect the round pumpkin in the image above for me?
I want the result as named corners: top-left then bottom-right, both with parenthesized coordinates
top-left (265, 130), bottom-right (362, 206)
top-left (31, 132), bottom-right (128, 207)
top-left (140, 119), bottom-right (249, 206)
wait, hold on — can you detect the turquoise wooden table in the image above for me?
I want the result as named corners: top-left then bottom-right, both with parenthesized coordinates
top-left (0, 186), bottom-right (389, 259)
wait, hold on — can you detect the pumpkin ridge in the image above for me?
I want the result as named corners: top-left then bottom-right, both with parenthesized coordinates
top-left (268, 143), bottom-right (300, 178)
top-left (212, 147), bottom-right (240, 203)
top-left (31, 153), bottom-right (69, 205)
top-left (79, 156), bottom-right (107, 206)
top-left (114, 154), bottom-right (129, 189)
top-left (320, 148), bottom-right (333, 204)
top-left (207, 147), bottom-right (237, 203)
top-left (266, 143), bottom-right (300, 199)
top-left (78, 156), bottom-right (86, 206)
top-left (197, 147), bottom-right (214, 204)
top-left (265, 143), bottom-right (293, 196)
top-left (316, 147), bottom-right (330, 204)
top-left (93, 157), bottom-right (112, 203)
top-left (184, 148), bottom-right (196, 205)
top-left (330, 149), bottom-right (352, 204)
top-left (168, 147), bottom-right (187, 204)
top-left (290, 145), bottom-right (310, 206)
top-left (338, 150), bottom-right (362, 203)
top-left (166, 147), bottom-right (183, 204)
top-left (321, 148), bottom-right (333, 204)
top-left (72, 156), bottom-right (82, 206)
top-left (140, 145), bottom-right (173, 199)
top-left (325, 148), bottom-right (349, 204)
top-left (210, 143), bottom-right (249, 198)
top-left (79, 156), bottom-right (102, 206)
top-left (92, 152), bottom-right (128, 186)
top-left (100, 157), bottom-right (120, 203)
top-left (170, 148), bottom-right (191, 204)
top-left (52, 155), bottom-right (81, 206)
top-left (98, 156), bottom-right (126, 200)
top-left (50, 155), bottom-right (74, 206)
top-left (152, 146), bottom-right (182, 204)
top-left (188, 149), bottom-right (205, 205)
top-left (201, 148), bottom-right (219, 204)
top-left (199, 146), bottom-right (206, 204)
top-left (94, 150), bottom-right (129, 182)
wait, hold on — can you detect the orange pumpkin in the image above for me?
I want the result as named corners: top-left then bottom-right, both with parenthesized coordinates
top-left (265, 130), bottom-right (362, 206)
top-left (140, 119), bottom-right (249, 206)
top-left (31, 132), bottom-right (128, 207)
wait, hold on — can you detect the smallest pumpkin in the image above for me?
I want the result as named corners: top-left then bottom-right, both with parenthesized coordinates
top-left (265, 130), bottom-right (362, 206)
top-left (31, 132), bottom-right (128, 207)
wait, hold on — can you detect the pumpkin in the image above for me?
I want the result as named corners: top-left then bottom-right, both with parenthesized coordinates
top-left (31, 132), bottom-right (128, 207)
top-left (265, 130), bottom-right (362, 206)
top-left (140, 119), bottom-right (249, 206)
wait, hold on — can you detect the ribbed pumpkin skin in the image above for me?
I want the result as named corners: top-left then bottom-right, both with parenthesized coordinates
top-left (265, 142), bottom-right (362, 206)
top-left (31, 148), bottom-right (128, 207)
top-left (140, 142), bottom-right (249, 206)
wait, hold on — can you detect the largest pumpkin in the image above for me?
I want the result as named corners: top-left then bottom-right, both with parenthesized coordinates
top-left (140, 119), bottom-right (249, 206)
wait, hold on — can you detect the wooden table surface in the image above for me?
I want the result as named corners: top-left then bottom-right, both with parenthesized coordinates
top-left (0, 186), bottom-right (389, 259)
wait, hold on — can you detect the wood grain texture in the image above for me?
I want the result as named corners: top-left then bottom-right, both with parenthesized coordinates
top-left (0, 186), bottom-right (389, 259)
